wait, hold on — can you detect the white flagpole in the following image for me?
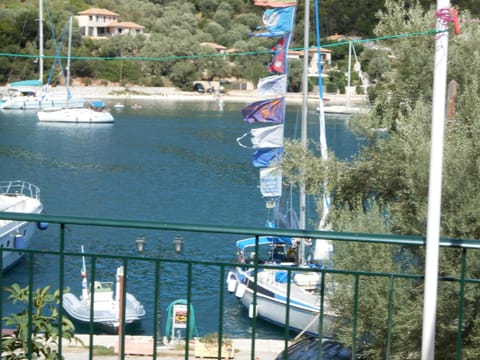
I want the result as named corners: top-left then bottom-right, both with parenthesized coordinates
top-left (421, 1), bottom-right (450, 359)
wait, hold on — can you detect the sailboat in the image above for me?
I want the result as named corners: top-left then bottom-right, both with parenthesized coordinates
top-left (227, 0), bottom-right (334, 337)
top-left (1, 1), bottom-right (85, 110)
top-left (37, 17), bottom-right (113, 123)
top-left (322, 40), bottom-right (370, 114)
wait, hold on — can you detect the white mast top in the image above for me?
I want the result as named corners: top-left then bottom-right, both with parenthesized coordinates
top-left (38, 0), bottom-right (44, 83)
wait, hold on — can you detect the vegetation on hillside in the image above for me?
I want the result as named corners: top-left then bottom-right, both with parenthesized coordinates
top-left (0, 0), bottom-right (477, 90)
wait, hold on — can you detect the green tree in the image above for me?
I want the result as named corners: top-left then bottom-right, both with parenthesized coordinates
top-left (333, 4), bottom-right (480, 359)
top-left (169, 61), bottom-right (198, 90)
top-left (1, 284), bottom-right (78, 360)
top-left (281, 1), bottom-right (480, 358)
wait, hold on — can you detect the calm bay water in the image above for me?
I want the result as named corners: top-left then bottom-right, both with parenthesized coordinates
top-left (0, 98), bottom-right (359, 338)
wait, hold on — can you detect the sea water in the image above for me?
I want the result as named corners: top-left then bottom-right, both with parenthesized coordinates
top-left (0, 99), bottom-right (359, 338)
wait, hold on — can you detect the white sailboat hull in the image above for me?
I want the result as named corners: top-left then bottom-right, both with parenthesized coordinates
top-left (38, 108), bottom-right (114, 123)
top-left (321, 105), bottom-right (368, 115)
top-left (1, 94), bottom-right (85, 110)
top-left (0, 181), bottom-right (44, 271)
top-left (228, 266), bottom-right (334, 337)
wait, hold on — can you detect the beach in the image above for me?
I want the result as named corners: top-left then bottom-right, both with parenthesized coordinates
top-left (0, 84), bottom-right (367, 106)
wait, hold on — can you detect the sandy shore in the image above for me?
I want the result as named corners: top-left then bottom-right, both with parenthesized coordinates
top-left (32, 85), bottom-right (368, 106)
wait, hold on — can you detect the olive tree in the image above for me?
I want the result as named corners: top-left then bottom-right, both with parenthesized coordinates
top-left (281, 1), bottom-right (480, 358)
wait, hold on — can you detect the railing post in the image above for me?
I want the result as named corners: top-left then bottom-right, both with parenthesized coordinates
top-left (185, 262), bottom-right (193, 360)
top-left (249, 235), bottom-right (260, 360)
top-left (27, 252), bottom-right (34, 360)
top-left (352, 274), bottom-right (360, 357)
top-left (58, 223), bottom-right (66, 357)
top-left (456, 248), bottom-right (467, 359)
top-left (386, 274), bottom-right (395, 359)
top-left (117, 265), bottom-right (125, 360)
top-left (153, 260), bottom-right (161, 357)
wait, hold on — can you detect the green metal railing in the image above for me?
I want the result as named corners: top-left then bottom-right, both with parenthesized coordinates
top-left (1, 212), bottom-right (479, 359)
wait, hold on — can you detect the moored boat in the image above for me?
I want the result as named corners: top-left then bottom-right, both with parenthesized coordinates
top-left (0, 180), bottom-right (46, 272)
top-left (63, 254), bottom-right (145, 331)
top-left (37, 101), bottom-right (114, 123)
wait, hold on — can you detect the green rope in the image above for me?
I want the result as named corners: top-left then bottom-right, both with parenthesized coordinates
top-left (0, 28), bottom-right (448, 63)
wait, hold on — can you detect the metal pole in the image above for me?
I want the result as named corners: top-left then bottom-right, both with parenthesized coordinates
top-left (299, 0), bottom-right (310, 264)
top-left (421, 1), bottom-right (450, 359)
top-left (66, 16), bottom-right (72, 104)
top-left (117, 266), bottom-right (124, 360)
top-left (38, 0), bottom-right (43, 82)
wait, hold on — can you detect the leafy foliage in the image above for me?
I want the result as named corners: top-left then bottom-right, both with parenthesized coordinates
top-left (1, 284), bottom-right (79, 360)
top-left (1, 0), bottom-right (477, 88)
top-left (290, 2), bottom-right (480, 358)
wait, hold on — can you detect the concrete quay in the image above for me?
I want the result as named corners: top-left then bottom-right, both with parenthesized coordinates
top-left (62, 335), bottom-right (288, 360)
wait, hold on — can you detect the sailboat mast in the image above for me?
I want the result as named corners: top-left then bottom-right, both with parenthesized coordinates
top-left (38, 0), bottom-right (43, 83)
top-left (299, 0), bottom-right (310, 230)
top-left (66, 16), bottom-right (73, 105)
top-left (298, 0), bottom-right (310, 263)
top-left (346, 40), bottom-right (352, 109)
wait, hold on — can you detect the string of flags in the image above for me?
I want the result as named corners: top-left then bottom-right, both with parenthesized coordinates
top-left (237, 1), bottom-right (297, 199)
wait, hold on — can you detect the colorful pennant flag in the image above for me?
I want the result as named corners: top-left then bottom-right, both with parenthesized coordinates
top-left (267, 36), bottom-right (287, 73)
top-left (236, 124), bottom-right (284, 149)
top-left (253, 147), bottom-right (283, 167)
top-left (260, 167), bottom-right (282, 197)
top-left (251, 125), bottom-right (284, 148)
top-left (257, 75), bottom-right (287, 96)
top-left (254, 6), bottom-right (295, 37)
top-left (242, 97), bottom-right (285, 123)
top-left (254, 0), bottom-right (296, 7)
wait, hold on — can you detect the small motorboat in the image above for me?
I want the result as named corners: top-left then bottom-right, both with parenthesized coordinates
top-left (63, 253), bottom-right (145, 330)
top-left (112, 103), bottom-right (125, 110)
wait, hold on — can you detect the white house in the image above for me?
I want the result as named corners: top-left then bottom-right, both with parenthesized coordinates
top-left (75, 8), bottom-right (145, 38)
top-left (288, 47), bottom-right (332, 76)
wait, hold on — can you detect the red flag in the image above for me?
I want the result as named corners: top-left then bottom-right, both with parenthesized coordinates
top-left (267, 36), bottom-right (287, 74)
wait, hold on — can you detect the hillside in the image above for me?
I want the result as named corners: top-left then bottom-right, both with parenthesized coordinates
top-left (0, 0), bottom-right (477, 89)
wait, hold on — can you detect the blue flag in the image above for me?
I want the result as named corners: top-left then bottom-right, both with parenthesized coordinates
top-left (253, 147), bottom-right (283, 167)
top-left (242, 97), bottom-right (285, 123)
top-left (254, 6), bottom-right (295, 37)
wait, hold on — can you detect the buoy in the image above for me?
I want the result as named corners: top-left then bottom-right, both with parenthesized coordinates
top-left (14, 234), bottom-right (25, 249)
top-left (37, 222), bottom-right (49, 230)
top-left (248, 304), bottom-right (259, 318)
top-left (226, 271), bottom-right (237, 293)
top-left (235, 283), bottom-right (246, 298)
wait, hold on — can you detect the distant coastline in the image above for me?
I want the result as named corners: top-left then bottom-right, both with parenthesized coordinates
top-left (0, 85), bottom-right (368, 106)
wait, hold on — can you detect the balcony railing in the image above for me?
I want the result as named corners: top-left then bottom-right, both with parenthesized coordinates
top-left (1, 212), bottom-right (479, 359)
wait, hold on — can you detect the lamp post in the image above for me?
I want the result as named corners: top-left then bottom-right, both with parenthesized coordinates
top-left (135, 234), bottom-right (186, 350)
top-left (173, 235), bottom-right (184, 253)
top-left (135, 234), bottom-right (146, 254)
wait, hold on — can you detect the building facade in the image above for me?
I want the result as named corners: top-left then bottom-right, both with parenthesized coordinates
top-left (75, 8), bottom-right (145, 38)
